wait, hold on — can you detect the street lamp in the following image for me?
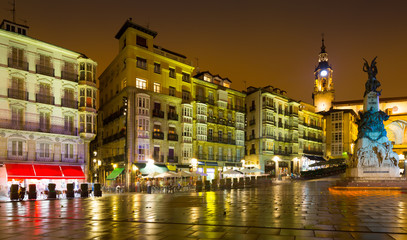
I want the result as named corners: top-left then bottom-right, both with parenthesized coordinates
top-left (191, 158), bottom-right (198, 172)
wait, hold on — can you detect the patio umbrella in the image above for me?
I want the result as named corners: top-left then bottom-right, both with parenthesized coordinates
top-left (239, 168), bottom-right (252, 174)
top-left (177, 171), bottom-right (191, 177)
top-left (190, 171), bottom-right (207, 177)
top-left (222, 169), bottom-right (242, 175)
top-left (156, 171), bottom-right (178, 178)
top-left (147, 172), bottom-right (161, 178)
top-left (250, 168), bottom-right (264, 173)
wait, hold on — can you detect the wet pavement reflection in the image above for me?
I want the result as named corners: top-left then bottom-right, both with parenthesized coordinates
top-left (1, 178), bottom-right (407, 239)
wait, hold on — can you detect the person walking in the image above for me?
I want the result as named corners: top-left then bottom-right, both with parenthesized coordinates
top-left (146, 179), bottom-right (152, 194)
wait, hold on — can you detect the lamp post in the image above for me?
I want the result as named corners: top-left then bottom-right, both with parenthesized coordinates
top-left (122, 96), bottom-right (129, 191)
top-left (191, 158), bottom-right (198, 172)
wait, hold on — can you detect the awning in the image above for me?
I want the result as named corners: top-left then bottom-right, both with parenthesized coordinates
top-left (34, 165), bottom-right (63, 179)
top-left (206, 161), bottom-right (218, 166)
top-left (167, 165), bottom-right (177, 171)
top-left (5, 164), bottom-right (85, 180)
top-left (5, 164), bottom-right (35, 180)
top-left (60, 166), bottom-right (85, 179)
top-left (304, 155), bottom-right (326, 161)
top-left (107, 168), bottom-right (125, 180)
top-left (139, 164), bottom-right (168, 175)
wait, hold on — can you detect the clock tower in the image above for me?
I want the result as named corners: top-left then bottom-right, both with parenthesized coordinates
top-left (312, 36), bottom-right (334, 112)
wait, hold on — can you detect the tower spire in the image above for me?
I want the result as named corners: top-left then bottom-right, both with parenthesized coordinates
top-left (321, 33), bottom-right (326, 53)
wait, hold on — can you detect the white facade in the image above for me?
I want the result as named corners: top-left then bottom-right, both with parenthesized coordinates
top-left (0, 20), bottom-right (97, 184)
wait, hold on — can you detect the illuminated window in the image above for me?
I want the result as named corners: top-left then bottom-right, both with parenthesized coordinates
top-left (204, 75), bottom-right (211, 82)
top-left (136, 78), bottom-right (147, 89)
top-left (136, 57), bottom-right (147, 69)
top-left (154, 63), bottom-right (161, 74)
top-left (169, 68), bottom-right (175, 78)
top-left (137, 94), bottom-right (150, 115)
top-left (154, 83), bottom-right (161, 93)
top-left (137, 117), bottom-right (149, 138)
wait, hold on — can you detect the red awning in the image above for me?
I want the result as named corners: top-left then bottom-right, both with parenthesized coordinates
top-left (61, 166), bottom-right (85, 179)
top-left (5, 164), bottom-right (85, 180)
top-left (34, 165), bottom-right (63, 179)
top-left (6, 164), bottom-right (36, 180)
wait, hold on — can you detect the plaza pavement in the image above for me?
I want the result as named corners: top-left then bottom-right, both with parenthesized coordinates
top-left (1, 177), bottom-right (407, 239)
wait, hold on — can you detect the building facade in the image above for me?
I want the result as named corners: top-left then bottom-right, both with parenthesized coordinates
top-left (245, 86), bottom-right (324, 176)
top-left (192, 71), bottom-right (246, 181)
top-left (0, 19), bottom-right (97, 189)
top-left (96, 19), bottom-right (194, 188)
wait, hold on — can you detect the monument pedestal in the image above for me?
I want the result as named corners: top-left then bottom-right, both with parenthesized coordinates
top-left (346, 167), bottom-right (400, 178)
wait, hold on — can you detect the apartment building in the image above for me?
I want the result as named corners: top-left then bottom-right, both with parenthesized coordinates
top-left (96, 19), bottom-right (194, 188)
top-left (245, 86), bottom-right (324, 176)
top-left (192, 71), bottom-right (246, 181)
top-left (0, 19), bottom-right (97, 189)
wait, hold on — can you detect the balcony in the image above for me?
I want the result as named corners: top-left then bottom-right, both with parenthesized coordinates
top-left (289, 112), bottom-right (299, 117)
top-left (36, 94), bottom-right (54, 105)
top-left (152, 109), bottom-right (164, 118)
top-left (61, 154), bottom-right (79, 163)
top-left (249, 135), bottom-right (255, 140)
top-left (167, 113), bottom-right (178, 121)
top-left (153, 131), bottom-right (164, 140)
top-left (227, 120), bottom-right (235, 127)
top-left (167, 156), bottom-right (178, 163)
top-left (263, 103), bottom-right (274, 110)
top-left (207, 98), bottom-right (215, 105)
top-left (249, 119), bottom-right (255, 126)
top-left (0, 118), bottom-right (77, 136)
top-left (207, 136), bottom-right (218, 142)
top-left (278, 123), bottom-right (283, 128)
top-left (250, 106), bottom-right (256, 112)
top-left (250, 149), bottom-right (256, 154)
top-left (7, 151), bottom-right (28, 161)
top-left (61, 71), bottom-right (78, 82)
top-left (207, 117), bottom-right (217, 124)
top-left (275, 150), bottom-right (292, 156)
top-left (8, 58), bottom-right (28, 71)
top-left (168, 133), bottom-right (178, 141)
top-left (35, 152), bottom-right (54, 162)
top-left (61, 98), bottom-right (78, 109)
top-left (36, 65), bottom-right (55, 77)
top-left (153, 155), bottom-right (165, 163)
top-left (103, 107), bottom-right (124, 125)
top-left (264, 134), bottom-right (274, 139)
top-left (195, 95), bottom-right (207, 103)
top-left (102, 130), bottom-right (126, 144)
top-left (234, 105), bottom-right (246, 113)
top-left (8, 88), bottom-right (28, 101)
top-left (263, 119), bottom-right (274, 125)
top-left (218, 118), bottom-right (227, 125)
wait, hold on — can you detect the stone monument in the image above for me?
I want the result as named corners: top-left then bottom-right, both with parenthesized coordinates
top-left (346, 57), bottom-right (400, 178)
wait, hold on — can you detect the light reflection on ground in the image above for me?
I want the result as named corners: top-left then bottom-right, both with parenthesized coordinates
top-left (0, 177), bottom-right (406, 239)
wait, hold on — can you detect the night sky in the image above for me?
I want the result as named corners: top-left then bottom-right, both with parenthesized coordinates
top-left (2, 0), bottom-right (407, 104)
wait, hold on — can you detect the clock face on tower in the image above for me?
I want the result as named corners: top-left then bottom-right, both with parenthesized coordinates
top-left (320, 70), bottom-right (328, 77)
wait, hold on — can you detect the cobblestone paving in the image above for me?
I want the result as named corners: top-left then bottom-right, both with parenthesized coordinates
top-left (1, 178), bottom-right (407, 239)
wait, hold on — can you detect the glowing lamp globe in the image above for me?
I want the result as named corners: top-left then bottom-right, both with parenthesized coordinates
top-left (320, 70), bottom-right (328, 77)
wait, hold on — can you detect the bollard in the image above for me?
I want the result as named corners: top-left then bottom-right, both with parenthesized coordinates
top-left (195, 181), bottom-right (203, 192)
top-left (81, 183), bottom-right (89, 198)
top-left (219, 179), bottom-right (225, 190)
top-left (94, 183), bottom-right (102, 197)
top-left (10, 184), bottom-right (18, 201)
top-left (225, 179), bottom-right (232, 189)
top-left (48, 183), bottom-right (56, 199)
top-left (66, 183), bottom-right (74, 198)
top-left (204, 180), bottom-right (211, 191)
top-left (28, 184), bottom-right (37, 200)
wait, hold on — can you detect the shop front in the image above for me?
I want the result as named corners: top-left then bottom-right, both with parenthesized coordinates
top-left (197, 161), bottom-right (219, 182)
top-left (0, 163), bottom-right (85, 199)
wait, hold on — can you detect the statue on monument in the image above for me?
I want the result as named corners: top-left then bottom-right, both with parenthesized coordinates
top-left (347, 57), bottom-right (400, 176)
top-left (363, 57), bottom-right (381, 97)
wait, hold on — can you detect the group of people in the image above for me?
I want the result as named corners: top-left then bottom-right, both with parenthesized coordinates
top-left (135, 177), bottom-right (195, 194)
